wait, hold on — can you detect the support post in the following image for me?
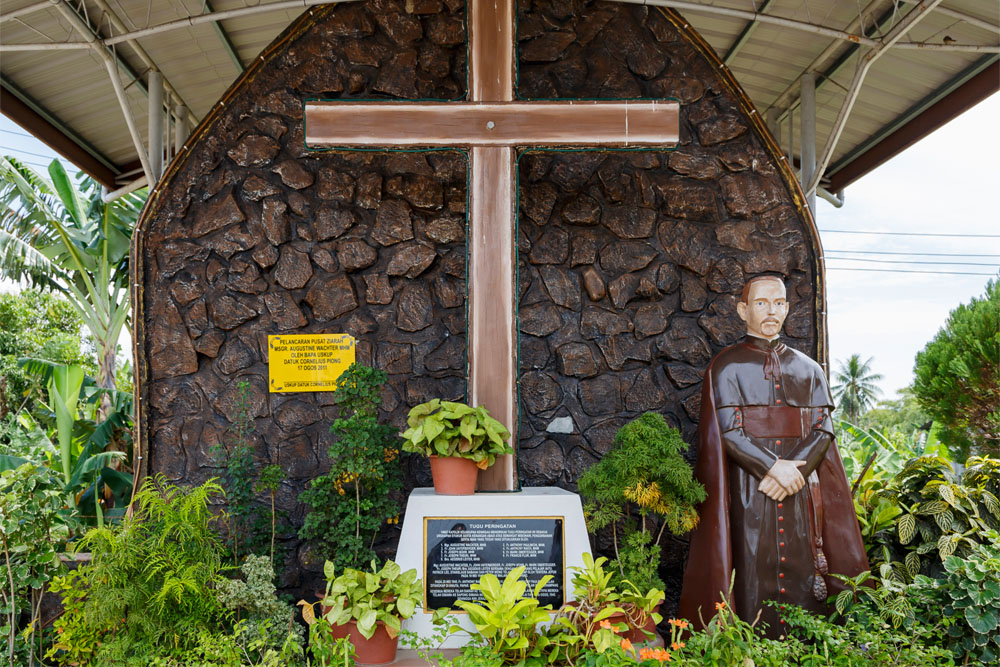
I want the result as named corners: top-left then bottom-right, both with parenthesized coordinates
top-left (799, 73), bottom-right (817, 215)
top-left (174, 106), bottom-right (188, 154)
top-left (148, 71), bottom-right (163, 184)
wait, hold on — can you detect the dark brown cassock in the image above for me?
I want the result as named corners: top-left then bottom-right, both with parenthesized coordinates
top-left (679, 336), bottom-right (868, 637)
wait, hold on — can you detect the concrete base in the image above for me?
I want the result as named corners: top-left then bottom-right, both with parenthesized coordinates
top-left (394, 487), bottom-right (591, 648)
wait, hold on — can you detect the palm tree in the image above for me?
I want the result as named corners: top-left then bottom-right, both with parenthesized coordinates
top-left (0, 156), bottom-right (145, 403)
top-left (832, 354), bottom-right (883, 423)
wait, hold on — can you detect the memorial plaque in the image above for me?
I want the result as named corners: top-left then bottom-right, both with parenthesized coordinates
top-left (424, 517), bottom-right (564, 609)
top-left (267, 333), bottom-right (355, 392)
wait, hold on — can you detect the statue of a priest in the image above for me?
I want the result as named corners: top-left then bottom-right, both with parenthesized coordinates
top-left (679, 274), bottom-right (868, 638)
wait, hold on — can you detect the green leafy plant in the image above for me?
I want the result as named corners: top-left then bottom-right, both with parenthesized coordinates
top-left (299, 363), bottom-right (401, 570)
top-left (454, 566), bottom-right (554, 664)
top-left (0, 462), bottom-right (77, 665)
top-left (307, 617), bottom-right (356, 667)
top-left (47, 476), bottom-right (229, 665)
top-left (300, 559), bottom-right (421, 642)
top-left (401, 399), bottom-right (513, 469)
top-left (913, 278), bottom-right (999, 459)
top-left (255, 464), bottom-right (286, 568)
top-left (578, 412), bottom-right (705, 591)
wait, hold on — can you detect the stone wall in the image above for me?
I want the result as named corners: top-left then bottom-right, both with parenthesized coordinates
top-left (135, 0), bottom-right (469, 592)
top-left (512, 0), bottom-right (819, 603)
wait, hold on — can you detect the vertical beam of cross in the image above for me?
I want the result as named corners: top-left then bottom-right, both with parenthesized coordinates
top-left (467, 0), bottom-right (518, 490)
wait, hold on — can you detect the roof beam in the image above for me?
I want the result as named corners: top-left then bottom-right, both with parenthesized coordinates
top-left (722, 0), bottom-right (775, 66)
top-left (828, 57), bottom-right (999, 191)
top-left (205, 0), bottom-right (245, 72)
top-left (0, 77), bottom-right (119, 187)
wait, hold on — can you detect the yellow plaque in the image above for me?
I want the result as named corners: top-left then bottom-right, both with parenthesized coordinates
top-left (268, 333), bottom-right (356, 393)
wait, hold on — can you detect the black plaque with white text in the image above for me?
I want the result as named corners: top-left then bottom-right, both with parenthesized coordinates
top-left (424, 517), bottom-right (564, 609)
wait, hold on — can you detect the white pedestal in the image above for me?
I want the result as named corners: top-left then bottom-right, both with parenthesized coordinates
top-left (394, 487), bottom-right (591, 648)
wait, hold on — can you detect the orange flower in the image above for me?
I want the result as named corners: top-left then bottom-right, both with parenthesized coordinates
top-left (639, 648), bottom-right (653, 660)
top-left (620, 638), bottom-right (633, 652)
top-left (715, 601), bottom-right (726, 611)
top-left (668, 618), bottom-right (689, 629)
top-left (671, 641), bottom-right (685, 650)
top-left (599, 619), bottom-right (612, 630)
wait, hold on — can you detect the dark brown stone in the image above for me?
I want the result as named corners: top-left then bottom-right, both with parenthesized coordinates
top-left (607, 272), bottom-right (640, 309)
top-left (540, 266), bottom-right (580, 310)
top-left (579, 375), bottom-right (621, 416)
top-left (403, 175), bottom-right (443, 210)
top-left (254, 116), bottom-right (287, 140)
top-left (659, 178), bottom-right (720, 222)
top-left (655, 318), bottom-right (712, 365)
top-left (356, 173), bottom-right (382, 209)
top-left (528, 228), bottom-right (569, 265)
top-left (323, 2), bottom-right (374, 37)
top-left (520, 303), bottom-right (562, 337)
top-left (580, 307), bottom-right (631, 338)
top-left (209, 296), bottom-right (259, 330)
top-left (287, 191), bottom-right (311, 217)
top-left (556, 343), bottom-right (598, 378)
top-left (216, 338), bottom-right (255, 375)
top-left (228, 260), bottom-right (267, 294)
top-left (707, 257), bottom-right (745, 293)
top-left (520, 440), bottom-right (565, 486)
top-left (315, 207), bottom-right (355, 241)
top-left (569, 235), bottom-right (598, 268)
top-left (374, 50), bottom-right (419, 98)
top-left (377, 342), bottom-right (412, 374)
top-left (158, 241), bottom-right (209, 278)
top-left (720, 172), bottom-right (786, 218)
top-left (581, 267), bottom-right (606, 302)
top-left (521, 31), bottom-right (575, 62)
top-left (633, 303), bottom-right (670, 339)
top-left (149, 300), bottom-right (198, 379)
top-left (241, 175), bottom-right (280, 201)
top-left (521, 371), bottom-right (562, 414)
top-left (658, 219), bottom-right (719, 275)
top-left (656, 262), bottom-right (680, 293)
top-left (372, 200), bottom-right (414, 246)
top-left (682, 391), bottom-right (702, 421)
top-left (387, 243), bottom-right (436, 278)
top-left (337, 239), bottom-right (378, 272)
top-left (263, 291), bottom-right (308, 330)
top-left (274, 399), bottom-right (323, 431)
top-left (194, 331), bottom-right (225, 358)
top-left (312, 248), bottom-right (337, 272)
top-left (698, 295), bottom-right (742, 346)
top-left (697, 115), bottom-right (748, 146)
top-left (405, 376), bottom-right (464, 404)
top-left (522, 182), bottom-right (558, 224)
top-left (665, 363), bottom-right (703, 389)
top-left (625, 368), bottom-right (666, 411)
top-left (427, 16), bottom-right (465, 46)
top-left (669, 152), bottom-right (719, 180)
top-left (602, 206), bottom-right (656, 239)
top-left (373, 5), bottom-right (423, 45)
top-left (396, 283), bottom-right (433, 331)
top-left (680, 271), bottom-right (708, 311)
top-left (599, 241), bottom-right (658, 274)
top-left (185, 300), bottom-right (209, 337)
top-left (549, 154), bottom-right (604, 191)
top-left (424, 215), bottom-right (465, 244)
top-left (432, 275), bottom-right (464, 308)
top-left (274, 246), bottom-right (313, 289)
top-left (521, 336), bottom-right (550, 370)
top-left (424, 336), bottom-right (464, 372)
top-left (407, 0), bottom-right (443, 15)
top-left (344, 310), bottom-right (378, 337)
top-left (716, 220), bottom-right (757, 252)
top-left (440, 248), bottom-right (464, 277)
top-left (227, 134), bottom-right (279, 167)
top-left (637, 276), bottom-right (659, 300)
top-left (169, 269), bottom-right (204, 305)
top-left (652, 75), bottom-right (703, 103)
top-left (317, 169), bottom-right (355, 203)
top-left (305, 274), bottom-right (357, 322)
top-left (363, 274), bottom-right (394, 305)
top-left (561, 194), bottom-right (601, 226)
top-left (596, 334), bottom-right (650, 371)
top-left (271, 160), bottom-right (313, 189)
top-left (201, 225), bottom-right (255, 259)
top-left (261, 197), bottom-right (290, 245)
top-left (192, 193), bottom-right (244, 238)
top-left (252, 243), bottom-right (279, 268)
top-left (206, 259), bottom-right (227, 284)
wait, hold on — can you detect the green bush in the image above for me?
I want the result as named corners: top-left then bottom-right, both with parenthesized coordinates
top-left (913, 278), bottom-right (999, 458)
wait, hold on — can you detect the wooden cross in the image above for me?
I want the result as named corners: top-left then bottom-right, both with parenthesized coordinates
top-left (305, 0), bottom-right (679, 491)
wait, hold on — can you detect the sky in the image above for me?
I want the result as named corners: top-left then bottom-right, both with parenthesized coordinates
top-left (1, 92), bottom-right (998, 400)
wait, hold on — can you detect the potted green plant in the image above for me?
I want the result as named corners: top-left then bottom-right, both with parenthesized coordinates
top-left (400, 399), bottom-right (513, 494)
top-left (578, 412), bottom-right (705, 598)
top-left (556, 553), bottom-right (626, 639)
top-left (300, 559), bottom-right (421, 666)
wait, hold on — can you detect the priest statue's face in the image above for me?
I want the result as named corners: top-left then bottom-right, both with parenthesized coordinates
top-left (737, 277), bottom-right (788, 340)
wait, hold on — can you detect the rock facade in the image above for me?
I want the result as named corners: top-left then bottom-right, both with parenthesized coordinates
top-left (513, 0), bottom-right (819, 605)
top-left (135, 0), bottom-right (468, 593)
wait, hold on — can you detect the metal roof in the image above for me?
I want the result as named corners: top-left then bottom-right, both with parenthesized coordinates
top-left (1, 0), bottom-right (997, 196)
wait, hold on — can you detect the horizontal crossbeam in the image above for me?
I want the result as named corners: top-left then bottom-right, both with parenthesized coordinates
top-left (304, 101), bottom-right (679, 148)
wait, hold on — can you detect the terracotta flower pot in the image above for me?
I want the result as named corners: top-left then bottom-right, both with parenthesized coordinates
top-left (429, 455), bottom-right (478, 495)
top-left (328, 619), bottom-right (398, 666)
top-left (623, 603), bottom-right (662, 644)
